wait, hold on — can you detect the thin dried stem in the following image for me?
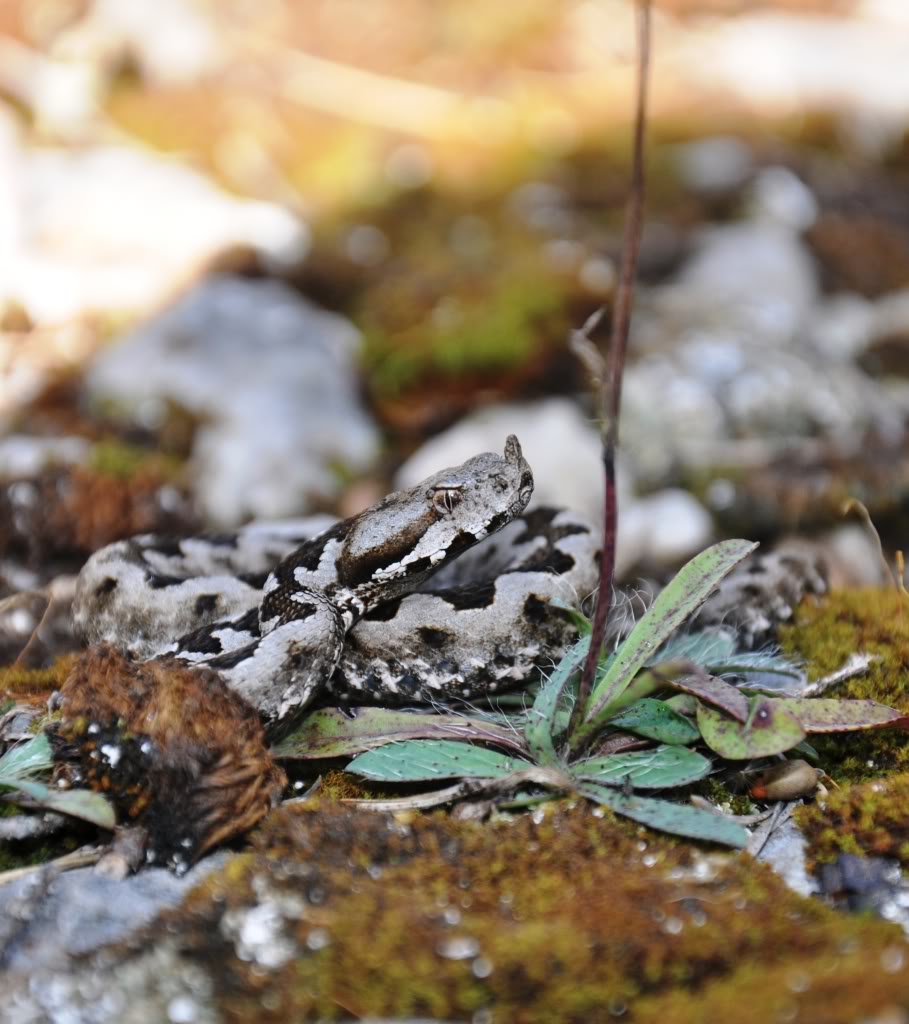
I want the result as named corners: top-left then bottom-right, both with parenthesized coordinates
top-left (574, 0), bottom-right (651, 732)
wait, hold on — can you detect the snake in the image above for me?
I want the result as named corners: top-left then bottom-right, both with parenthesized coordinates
top-left (72, 436), bottom-right (601, 731)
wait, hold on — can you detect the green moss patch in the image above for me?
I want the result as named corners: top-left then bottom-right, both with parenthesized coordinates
top-left (779, 589), bottom-right (909, 781)
top-left (0, 655), bottom-right (75, 701)
top-left (797, 772), bottom-right (909, 869)
top-left (82, 799), bottom-right (909, 1023)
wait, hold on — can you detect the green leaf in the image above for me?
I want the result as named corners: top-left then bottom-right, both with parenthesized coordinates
top-left (580, 784), bottom-right (749, 848)
top-left (773, 697), bottom-right (905, 733)
top-left (346, 739), bottom-right (532, 782)
top-left (2, 778), bottom-right (116, 829)
top-left (572, 745), bottom-right (711, 789)
top-left (577, 540), bottom-right (758, 746)
top-left (606, 698), bottom-right (701, 745)
top-left (0, 733), bottom-right (54, 780)
top-left (525, 635), bottom-right (589, 766)
top-left (273, 707), bottom-right (528, 760)
top-left (697, 699), bottom-right (806, 759)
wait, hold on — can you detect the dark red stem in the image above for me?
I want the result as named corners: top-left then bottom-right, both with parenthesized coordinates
top-left (574, 0), bottom-right (651, 726)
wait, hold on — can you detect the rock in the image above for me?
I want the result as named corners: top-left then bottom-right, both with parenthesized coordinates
top-left (861, 288), bottom-right (909, 380)
top-left (85, 275), bottom-right (380, 525)
top-left (655, 221), bottom-right (818, 341)
top-left (674, 136), bottom-right (754, 195)
top-left (0, 436), bottom-right (90, 478)
top-left (620, 489), bottom-right (714, 572)
top-left (52, 0), bottom-right (225, 87)
top-left (0, 121), bottom-right (309, 325)
top-left (0, 853), bottom-right (229, 974)
top-left (622, 209), bottom-right (907, 487)
top-left (747, 166), bottom-right (817, 232)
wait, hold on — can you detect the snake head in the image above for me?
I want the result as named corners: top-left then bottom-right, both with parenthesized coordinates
top-left (337, 436), bottom-right (534, 591)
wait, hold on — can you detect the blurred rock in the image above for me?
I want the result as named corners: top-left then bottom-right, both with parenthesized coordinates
top-left (620, 489), bottom-right (714, 572)
top-left (53, 0), bottom-right (225, 87)
top-left (818, 524), bottom-right (892, 589)
top-left (0, 435), bottom-right (90, 478)
top-left (860, 288), bottom-right (909, 379)
top-left (747, 166), bottom-right (817, 231)
top-left (674, 136), bottom-right (754, 195)
top-left (86, 275), bottom-right (379, 526)
top-left (0, 121), bottom-right (309, 325)
top-left (623, 202), bottom-right (907, 489)
top-left (0, 853), bottom-right (229, 974)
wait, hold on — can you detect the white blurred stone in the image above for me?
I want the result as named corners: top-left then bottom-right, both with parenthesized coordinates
top-left (869, 287), bottom-right (909, 344)
top-left (85, 275), bottom-right (378, 526)
top-left (0, 130), bottom-right (309, 326)
top-left (393, 398), bottom-right (632, 534)
top-left (52, 0), bottom-right (225, 86)
top-left (808, 293), bottom-right (875, 363)
top-left (620, 489), bottom-right (714, 573)
top-left (819, 524), bottom-right (891, 588)
top-left (662, 222), bottom-right (818, 342)
top-left (747, 166), bottom-right (818, 231)
top-left (674, 136), bottom-right (754, 194)
top-left (0, 435), bottom-right (91, 477)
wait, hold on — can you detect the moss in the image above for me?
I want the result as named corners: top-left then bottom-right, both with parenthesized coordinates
top-left (0, 655), bottom-right (76, 701)
top-left (796, 772), bottom-right (909, 869)
top-left (779, 588), bottom-right (909, 781)
top-left (315, 769), bottom-right (374, 802)
top-left (87, 439), bottom-right (183, 482)
top-left (695, 777), bottom-right (755, 818)
top-left (0, 832), bottom-right (82, 874)
top-left (85, 799), bottom-right (909, 1022)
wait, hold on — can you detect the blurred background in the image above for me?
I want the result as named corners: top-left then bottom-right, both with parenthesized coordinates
top-left (2, 0), bottom-right (909, 602)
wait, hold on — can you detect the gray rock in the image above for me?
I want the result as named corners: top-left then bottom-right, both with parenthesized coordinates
top-left (623, 214), bottom-right (905, 484)
top-left (674, 135), bottom-right (754, 195)
top-left (85, 275), bottom-right (379, 526)
top-left (0, 853), bottom-right (229, 976)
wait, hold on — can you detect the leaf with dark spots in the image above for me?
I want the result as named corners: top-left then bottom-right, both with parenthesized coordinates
top-left (581, 784), bottom-right (748, 848)
top-left (697, 700), bottom-right (805, 759)
top-left (666, 672), bottom-right (750, 722)
top-left (346, 739), bottom-right (531, 781)
top-left (773, 697), bottom-right (905, 733)
top-left (607, 698), bottom-right (701, 745)
top-left (274, 708), bottom-right (530, 759)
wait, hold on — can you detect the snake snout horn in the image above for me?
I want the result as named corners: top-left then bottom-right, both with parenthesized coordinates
top-left (504, 434), bottom-right (523, 464)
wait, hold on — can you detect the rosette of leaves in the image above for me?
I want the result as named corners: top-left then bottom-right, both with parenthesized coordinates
top-left (278, 540), bottom-right (906, 848)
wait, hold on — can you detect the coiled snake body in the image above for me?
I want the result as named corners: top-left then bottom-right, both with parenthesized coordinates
top-left (73, 437), bottom-right (601, 730)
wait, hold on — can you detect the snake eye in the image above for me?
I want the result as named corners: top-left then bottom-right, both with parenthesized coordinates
top-left (432, 488), bottom-right (462, 515)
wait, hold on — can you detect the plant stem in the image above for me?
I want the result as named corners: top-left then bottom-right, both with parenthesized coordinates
top-left (574, 0), bottom-right (651, 732)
